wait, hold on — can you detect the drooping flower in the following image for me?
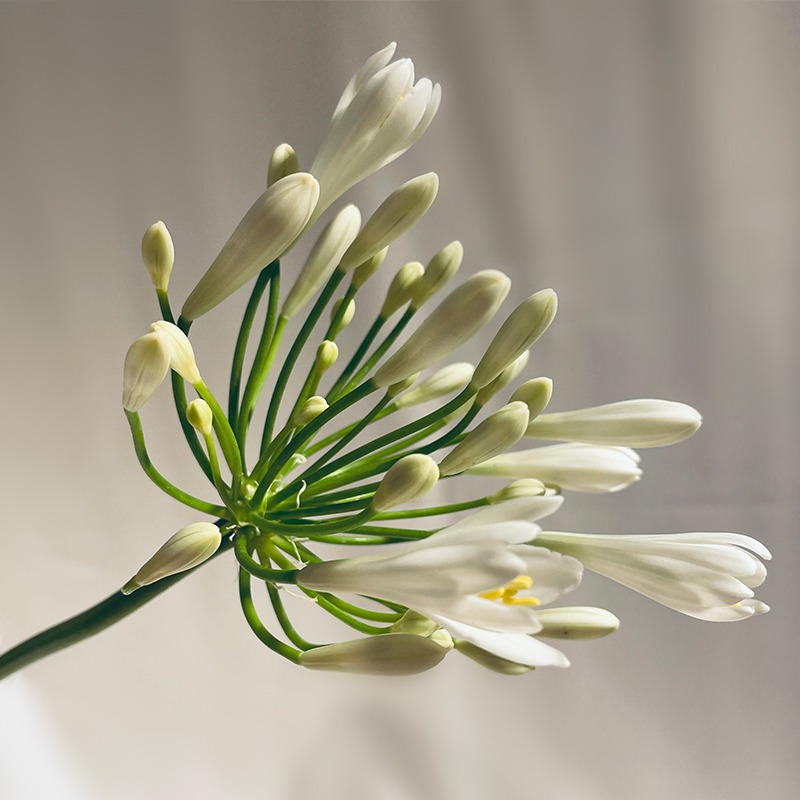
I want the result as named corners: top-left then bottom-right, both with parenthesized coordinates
top-left (122, 331), bottom-right (171, 413)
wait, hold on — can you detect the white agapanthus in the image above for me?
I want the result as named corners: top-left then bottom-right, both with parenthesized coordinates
top-left (122, 331), bottom-right (171, 413)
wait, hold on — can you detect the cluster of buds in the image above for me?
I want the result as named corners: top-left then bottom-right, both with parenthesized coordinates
top-left (122, 44), bottom-right (770, 676)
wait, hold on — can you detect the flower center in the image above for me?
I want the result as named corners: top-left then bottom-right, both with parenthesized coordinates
top-left (479, 575), bottom-right (540, 606)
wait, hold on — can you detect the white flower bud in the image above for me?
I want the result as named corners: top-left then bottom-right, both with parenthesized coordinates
top-left (315, 341), bottom-right (339, 373)
top-left (410, 241), bottom-right (463, 309)
top-left (526, 399), bottom-right (703, 447)
top-left (331, 42), bottom-right (398, 124)
top-left (294, 396), bottom-right (329, 426)
top-left (471, 289), bottom-right (558, 389)
top-left (351, 247), bottom-right (389, 289)
top-left (186, 398), bottom-right (213, 436)
top-left (474, 351), bottom-right (530, 406)
top-left (371, 454), bottom-right (439, 512)
top-left (122, 332), bottom-right (171, 412)
top-left (439, 401), bottom-right (530, 477)
top-left (331, 297), bottom-right (356, 329)
top-left (488, 479), bottom-right (547, 503)
top-left (182, 173), bottom-right (320, 319)
top-left (394, 362), bottom-right (475, 408)
top-left (380, 260), bottom-right (424, 318)
top-left (338, 173), bottom-right (439, 272)
top-left (141, 221), bottom-right (174, 292)
top-left (281, 204), bottom-right (362, 319)
top-left (511, 377), bottom-right (553, 420)
top-left (267, 143), bottom-right (299, 187)
top-left (122, 522), bottom-right (222, 594)
top-left (386, 373), bottom-right (420, 398)
top-left (533, 607), bottom-right (620, 640)
top-left (299, 634), bottom-right (449, 675)
top-left (373, 270), bottom-right (511, 388)
top-left (454, 640), bottom-right (534, 675)
top-left (150, 321), bottom-right (201, 384)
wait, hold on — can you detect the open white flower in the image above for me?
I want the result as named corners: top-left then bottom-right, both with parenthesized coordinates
top-left (534, 531), bottom-right (771, 621)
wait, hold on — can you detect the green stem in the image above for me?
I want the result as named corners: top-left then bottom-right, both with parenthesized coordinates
top-left (170, 372), bottom-right (214, 483)
top-left (373, 497), bottom-right (489, 519)
top-left (327, 315), bottom-right (385, 400)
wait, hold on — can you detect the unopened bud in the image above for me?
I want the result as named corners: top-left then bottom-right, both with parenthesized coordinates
top-left (380, 261), bottom-right (424, 318)
top-left (150, 321), bottom-right (201, 384)
top-left (386, 373), bottom-right (419, 398)
top-left (475, 351), bottom-right (529, 406)
top-left (122, 522), bottom-right (222, 594)
top-left (267, 143), bottom-right (299, 187)
top-left (439, 401), bottom-right (530, 477)
top-left (339, 173), bottom-right (439, 272)
top-left (511, 377), bottom-right (553, 420)
top-left (533, 607), bottom-right (620, 640)
top-left (186, 398), bottom-right (213, 436)
top-left (394, 362), bottom-right (474, 408)
top-left (371, 454), bottom-right (439, 511)
top-left (122, 332), bottom-right (171, 412)
top-left (454, 640), bottom-right (533, 675)
top-left (351, 247), bottom-right (389, 289)
top-left (299, 634), bottom-right (449, 675)
top-left (410, 241), bottom-right (463, 309)
top-left (315, 341), bottom-right (339, 373)
top-left (141, 221), bottom-right (174, 292)
top-left (488, 479), bottom-right (547, 503)
top-left (294, 396), bottom-right (329, 426)
top-left (331, 297), bottom-right (356, 329)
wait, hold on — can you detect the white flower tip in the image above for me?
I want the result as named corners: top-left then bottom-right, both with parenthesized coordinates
top-left (122, 331), bottom-right (171, 412)
top-left (294, 396), bottom-right (329, 426)
top-left (141, 221), bottom-right (175, 292)
top-left (534, 607), bottom-right (621, 640)
top-left (267, 143), bottom-right (299, 187)
top-left (371, 454), bottom-right (439, 512)
top-left (150, 320), bottom-right (202, 384)
top-left (454, 641), bottom-right (535, 675)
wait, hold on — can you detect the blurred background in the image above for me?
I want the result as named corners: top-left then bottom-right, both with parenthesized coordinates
top-left (0, 2), bottom-right (797, 798)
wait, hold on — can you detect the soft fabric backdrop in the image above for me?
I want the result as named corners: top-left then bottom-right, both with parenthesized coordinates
top-left (0, 2), bottom-right (796, 799)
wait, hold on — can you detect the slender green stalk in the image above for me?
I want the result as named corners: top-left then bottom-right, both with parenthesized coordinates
top-left (156, 289), bottom-right (174, 324)
top-left (373, 497), bottom-right (489, 520)
top-left (233, 534), bottom-right (299, 583)
top-left (170, 372), bottom-right (214, 483)
top-left (327, 315), bottom-right (385, 400)
top-left (195, 381), bottom-right (243, 479)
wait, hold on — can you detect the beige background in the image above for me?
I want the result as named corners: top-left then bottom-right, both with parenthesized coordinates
top-left (0, 2), bottom-right (797, 799)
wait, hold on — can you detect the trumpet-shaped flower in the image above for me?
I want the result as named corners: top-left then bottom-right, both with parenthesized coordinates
top-left (122, 331), bottom-right (171, 412)
top-left (534, 531), bottom-right (770, 621)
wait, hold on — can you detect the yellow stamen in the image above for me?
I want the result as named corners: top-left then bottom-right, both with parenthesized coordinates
top-left (503, 595), bottom-right (540, 607)
top-left (479, 575), bottom-right (540, 606)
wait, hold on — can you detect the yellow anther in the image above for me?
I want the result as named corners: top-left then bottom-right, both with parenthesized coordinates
top-left (505, 576), bottom-right (533, 592)
top-left (479, 575), bottom-right (539, 606)
top-left (502, 595), bottom-right (540, 607)
top-left (479, 588), bottom-right (506, 601)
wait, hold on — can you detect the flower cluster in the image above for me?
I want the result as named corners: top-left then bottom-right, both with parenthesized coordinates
top-left (122, 44), bottom-right (770, 676)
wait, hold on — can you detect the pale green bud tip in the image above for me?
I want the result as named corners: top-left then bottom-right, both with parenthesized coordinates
top-left (454, 641), bottom-right (533, 675)
top-left (294, 396), bottom-right (329, 426)
top-left (315, 341), bottom-right (339, 373)
top-left (411, 240), bottom-right (464, 309)
top-left (380, 261), bottom-right (424, 318)
top-left (533, 607), bottom-right (620, 640)
top-left (141, 221), bottom-right (175, 292)
top-left (350, 247), bottom-right (389, 289)
top-left (186, 398), bottom-right (213, 436)
top-left (371, 454), bottom-right (439, 512)
top-left (267, 143), bottom-right (299, 187)
top-left (511, 377), bottom-right (554, 419)
top-left (394, 362), bottom-right (474, 408)
top-left (489, 479), bottom-right (547, 503)
top-left (474, 350), bottom-right (530, 406)
top-left (122, 331), bottom-right (171, 412)
top-left (122, 522), bottom-right (222, 594)
top-left (299, 634), bottom-right (449, 675)
top-left (332, 297), bottom-right (356, 328)
top-left (386, 373), bottom-right (419, 398)
top-left (150, 321), bottom-right (202, 384)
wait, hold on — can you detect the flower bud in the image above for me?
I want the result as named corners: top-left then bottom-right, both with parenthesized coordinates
top-left (294, 396), bottom-right (329, 426)
top-left (315, 341), bottom-right (339, 373)
top-left (331, 297), bottom-right (356, 329)
top-left (474, 351), bottom-right (530, 407)
top-left (371, 454), bottom-right (439, 511)
top-left (338, 173), bottom-right (439, 272)
top-left (380, 261), bottom-right (424, 318)
top-left (186, 398), bottom-right (213, 436)
top-left (267, 143), bottom-right (299, 187)
top-left (150, 321), bottom-right (201, 384)
top-left (122, 522), bottom-right (222, 594)
top-left (471, 289), bottom-right (558, 389)
top-left (299, 634), bottom-right (449, 675)
top-left (439, 401), bottom-right (530, 477)
top-left (386, 373), bottom-right (419, 398)
top-left (488, 479), bottom-right (547, 503)
top-left (182, 173), bottom-right (320, 319)
top-left (410, 241), bottom-right (463, 309)
top-left (351, 247), bottom-right (389, 289)
top-left (141, 221), bottom-right (174, 292)
top-left (454, 640), bottom-right (533, 676)
top-left (533, 607), bottom-right (620, 640)
top-left (511, 377), bottom-right (553, 420)
top-left (526, 399), bottom-right (703, 447)
top-left (373, 270), bottom-right (511, 387)
top-left (394, 362), bottom-right (475, 408)
top-left (281, 204), bottom-right (362, 319)
top-left (122, 332), bottom-right (171, 412)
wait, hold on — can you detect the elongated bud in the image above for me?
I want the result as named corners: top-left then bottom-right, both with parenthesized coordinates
top-left (299, 634), bottom-right (449, 675)
top-left (471, 289), bottom-right (557, 389)
top-left (150, 321), bottom-right (201, 384)
top-left (526, 399), bottom-right (703, 447)
top-left (315, 341), bottom-right (339, 373)
top-left (410, 241), bottom-right (463, 309)
top-left (122, 522), bottom-right (222, 594)
top-left (489, 479), bottom-right (547, 503)
top-left (338, 173), bottom-right (439, 272)
top-left (533, 607), bottom-right (620, 640)
top-left (381, 261), bottom-right (424, 318)
top-left (511, 377), bottom-right (553, 419)
top-left (475, 351), bottom-right (529, 406)
top-left (141, 221), bottom-right (174, 292)
top-left (371, 454), bottom-right (439, 511)
top-left (294, 396), bottom-right (329, 426)
top-left (183, 173), bottom-right (320, 319)
top-left (351, 247), bottom-right (389, 289)
top-left (281, 204), bottom-right (362, 319)
top-left (186, 398), bottom-right (213, 436)
top-left (386, 373), bottom-right (419, 398)
top-left (122, 332), bottom-right (171, 412)
top-left (331, 297), bottom-right (356, 330)
top-left (267, 143), bottom-right (299, 186)
top-left (394, 362), bottom-right (474, 408)
top-left (454, 641), bottom-right (533, 675)
top-left (373, 270), bottom-right (511, 387)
